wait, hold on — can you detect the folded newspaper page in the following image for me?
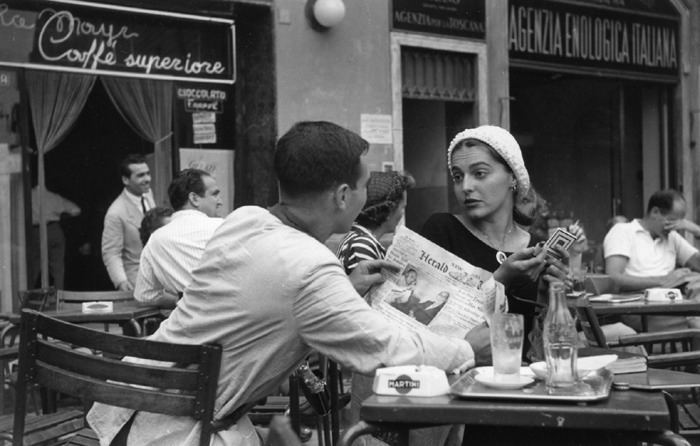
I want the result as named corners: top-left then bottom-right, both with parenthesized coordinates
top-left (367, 226), bottom-right (506, 339)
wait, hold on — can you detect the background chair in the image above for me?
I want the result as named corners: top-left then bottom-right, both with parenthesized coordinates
top-left (7, 309), bottom-right (222, 446)
top-left (576, 298), bottom-right (700, 438)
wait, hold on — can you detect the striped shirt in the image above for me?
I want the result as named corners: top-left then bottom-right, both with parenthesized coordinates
top-left (336, 224), bottom-right (386, 274)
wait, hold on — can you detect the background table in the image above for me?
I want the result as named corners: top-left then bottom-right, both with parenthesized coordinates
top-left (340, 388), bottom-right (688, 446)
top-left (6, 301), bottom-right (162, 338)
top-left (589, 296), bottom-right (700, 317)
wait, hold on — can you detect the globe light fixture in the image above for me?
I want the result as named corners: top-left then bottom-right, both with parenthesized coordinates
top-left (306, 0), bottom-right (345, 31)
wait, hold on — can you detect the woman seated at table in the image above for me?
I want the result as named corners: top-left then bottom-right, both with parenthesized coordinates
top-left (421, 125), bottom-right (570, 361)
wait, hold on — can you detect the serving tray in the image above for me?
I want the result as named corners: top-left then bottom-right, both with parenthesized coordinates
top-left (450, 367), bottom-right (613, 402)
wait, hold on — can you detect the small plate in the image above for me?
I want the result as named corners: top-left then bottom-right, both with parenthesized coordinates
top-left (473, 367), bottom-right (535, 390)
top-left (529, 354), bottom-right (618, 380)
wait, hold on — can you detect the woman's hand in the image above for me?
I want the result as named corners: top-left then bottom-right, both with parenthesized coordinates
top-left (536, 245), bottom-right (572, 304)
top-left (493, 245), bottom-right (547, 286)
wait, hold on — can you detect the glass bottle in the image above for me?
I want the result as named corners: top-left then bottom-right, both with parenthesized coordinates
top-left (543, 281), bottom-right (578, 388)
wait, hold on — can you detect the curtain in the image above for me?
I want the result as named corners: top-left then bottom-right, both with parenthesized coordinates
top-left (25, 70), bottom-right (96, 287)
top-left (101, 77), bottom-right (173, 204)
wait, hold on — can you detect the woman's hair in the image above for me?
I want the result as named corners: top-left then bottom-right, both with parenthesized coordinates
top-left (356, 171), bottom-right (415, 229)
top-left (140, 206), bottom-right (174, 245)
top-left (513, 186), bottom-right (548, 227)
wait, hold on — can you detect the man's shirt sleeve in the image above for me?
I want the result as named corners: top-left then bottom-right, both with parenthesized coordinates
top-left (294, 261), bottom-right (473, 375)
top-left (603, 223), bottom-right (631, 259)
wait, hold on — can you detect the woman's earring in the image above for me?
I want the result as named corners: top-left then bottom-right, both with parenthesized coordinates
top-left (511, 182), bottom-right (517, 192)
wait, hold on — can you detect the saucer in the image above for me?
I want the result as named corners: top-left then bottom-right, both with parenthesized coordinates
top-left (473, 367), bottom-right (535, 390)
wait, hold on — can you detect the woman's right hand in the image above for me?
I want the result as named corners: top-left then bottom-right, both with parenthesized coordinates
top-left (493, 245), bottom-right (547, 286)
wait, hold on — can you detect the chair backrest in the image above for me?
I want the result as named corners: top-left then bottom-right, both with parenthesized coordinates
top-left (17, 287), bottom-right (58, 312)
top-left (13, 309), bottom-right (222, 446)
top-left (574, 298), bottom-right (609, 348)
top-left (57, 289), bottom-right (134, 303)
top-left (583, 274), bottom-right (619, 295)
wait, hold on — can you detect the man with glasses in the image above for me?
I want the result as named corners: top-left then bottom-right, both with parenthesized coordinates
top-left (604, 189), bottom-right (700, 332)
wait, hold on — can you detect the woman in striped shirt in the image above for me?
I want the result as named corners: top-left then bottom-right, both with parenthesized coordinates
top-left (336, 170), bottom-right (415, 275)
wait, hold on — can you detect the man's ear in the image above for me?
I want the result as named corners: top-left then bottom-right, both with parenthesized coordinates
top-left (188, 191), bottom-right (200, 208)
top-left (121, 176), bottom-right (129, 187)
top-left (333, 183), bottom-right (350, 210)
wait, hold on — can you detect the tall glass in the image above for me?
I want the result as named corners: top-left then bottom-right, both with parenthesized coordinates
top-left (490, 313), bottom-right (524, 380)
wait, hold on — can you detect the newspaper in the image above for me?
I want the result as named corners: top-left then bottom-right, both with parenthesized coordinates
top-left (367, 226), bottom-right (506, 339)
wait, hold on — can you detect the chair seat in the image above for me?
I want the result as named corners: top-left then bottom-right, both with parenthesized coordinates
top-left (0, 409), bottom-right (85, 445)
top-left (63, 426), bottom-right (100, 446)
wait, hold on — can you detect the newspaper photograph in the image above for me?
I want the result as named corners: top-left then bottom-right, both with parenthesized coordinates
top-left (367, 226), bottom-right (506, 339)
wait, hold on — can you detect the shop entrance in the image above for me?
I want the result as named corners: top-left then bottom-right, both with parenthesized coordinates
top-left (400, 46), bottom-right (478, 232)
top-left (510, 69), bottom-right (674, 259)
top-left (38, 81), bottom-right (149, 290)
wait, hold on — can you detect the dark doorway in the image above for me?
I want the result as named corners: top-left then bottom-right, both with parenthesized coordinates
top-left (40, 80), bottom-right (149, 290)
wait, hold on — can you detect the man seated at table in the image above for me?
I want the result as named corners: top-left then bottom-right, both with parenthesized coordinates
top-left (134, 168), bottom-right (224, 309)
top-left (604, 189), bottom-right (700, 333)
top-left (87, 121), bottom-right (480, 446)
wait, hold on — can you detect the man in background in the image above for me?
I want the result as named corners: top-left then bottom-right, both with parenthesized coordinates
top-left (101, 154), bottom-right (155, 292)
top-left (134, 168), bottom-right (223, 308)
top-left (604, 189), bottom-right (700, 332)
top-left (29, 185), bottom-right (81, 289)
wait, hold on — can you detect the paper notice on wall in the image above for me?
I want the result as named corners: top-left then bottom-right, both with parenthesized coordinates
top-left (193, 112), bottom-right (216, 124)
top-left (179, 148), bottom-right (234, 215)
top-left (193, 123), bottom-right (216, 144)
top-left (361, 114), bottom-right (393, 144)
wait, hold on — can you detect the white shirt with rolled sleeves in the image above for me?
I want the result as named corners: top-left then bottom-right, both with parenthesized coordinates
top-left (88, 206), bottom-right (473, 446)
top-left (134, 209), bottom-right (223, 304)
top-left (603, 219), bottom-right (698, 276)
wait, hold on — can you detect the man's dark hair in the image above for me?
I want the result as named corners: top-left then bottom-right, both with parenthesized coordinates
top-left (140, 206), bottom-right (174, 245)
top-left (168, 169), bottom-right (211, 211)
top-left (119, 154), bottom-right (147, 179)
top-left (274, 121), bottom-right (369, 197)
top-left (647, 189), bottom-right (684, 214)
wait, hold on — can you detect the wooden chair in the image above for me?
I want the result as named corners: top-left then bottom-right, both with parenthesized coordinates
top-left (9, 309), bottom-right (222, 446)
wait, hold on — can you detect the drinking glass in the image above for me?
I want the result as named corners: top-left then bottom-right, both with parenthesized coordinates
top-left (490, 313), bottom-right (524, 380)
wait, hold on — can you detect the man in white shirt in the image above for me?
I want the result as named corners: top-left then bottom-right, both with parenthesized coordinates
top-left (29, 186), bottom-right (81, 289)
top-left (135, 168), bottom-right (224, 308)
top-left (604, 189), bottom-right (700, 331)
top-left (101, 154), bottom-right (155, 291)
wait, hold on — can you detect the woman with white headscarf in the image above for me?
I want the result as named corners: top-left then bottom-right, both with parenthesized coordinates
top-left (421, 125), bottom-right (569, 361)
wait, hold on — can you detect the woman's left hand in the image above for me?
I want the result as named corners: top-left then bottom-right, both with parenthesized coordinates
top-left (493, 245), bottom-right (547, 286)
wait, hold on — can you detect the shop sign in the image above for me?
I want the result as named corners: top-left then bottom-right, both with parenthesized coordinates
top-left (392, 0), bottom-right (485, 40)
top-left (0, 0), bottom-right (235, 83)
top-left (509, 0), bottom-right (679, 78)
top-left (177, 87), bottom-right (227, 113)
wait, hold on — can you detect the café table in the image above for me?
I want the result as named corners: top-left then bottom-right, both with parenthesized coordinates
top-left (5, 300), bottom-right (163, 338)
top-left (339, 376), bottom-right (690, 446)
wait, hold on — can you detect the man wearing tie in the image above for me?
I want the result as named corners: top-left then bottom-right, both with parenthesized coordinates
top-left (101, 154), bottom-right (155, 292)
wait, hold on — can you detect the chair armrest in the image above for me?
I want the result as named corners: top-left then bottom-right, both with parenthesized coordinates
top-left (617, 329), bottom-right (700, 346)
top-left (646, 351), bottom-right (700, 368)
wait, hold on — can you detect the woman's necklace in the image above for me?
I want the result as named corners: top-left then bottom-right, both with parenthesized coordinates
top-left (471, 223), bottom-right (515, 265)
